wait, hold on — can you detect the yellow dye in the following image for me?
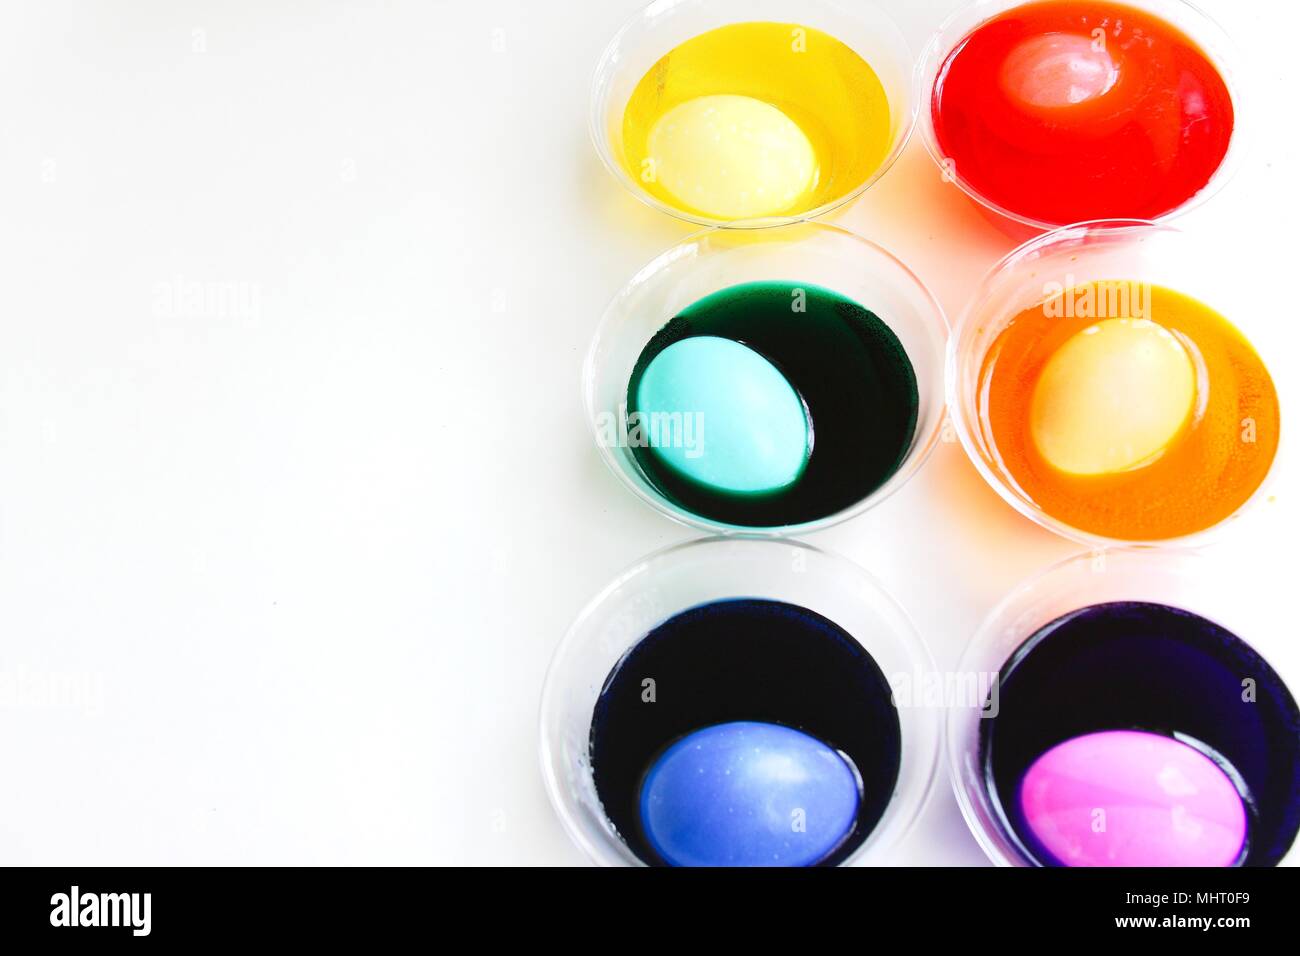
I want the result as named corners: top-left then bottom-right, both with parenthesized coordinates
top-left (620, 22), bottom-right (893, 221)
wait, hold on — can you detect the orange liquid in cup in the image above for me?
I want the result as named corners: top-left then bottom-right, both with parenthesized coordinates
top-left (981, 282), bottom-right (1278, 541)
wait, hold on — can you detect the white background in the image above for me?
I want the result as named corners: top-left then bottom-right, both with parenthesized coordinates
top-left (0, 0), bottom-right (1294, 865)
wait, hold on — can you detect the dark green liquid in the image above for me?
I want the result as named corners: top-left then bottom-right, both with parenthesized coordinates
top-left (627, 281), bottom-right (920, 527)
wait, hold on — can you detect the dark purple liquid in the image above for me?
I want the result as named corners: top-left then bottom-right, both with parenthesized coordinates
top-left (589, 598), bottom-right (902, 866)
top-left (981, 601), bottom-right (1300, 866)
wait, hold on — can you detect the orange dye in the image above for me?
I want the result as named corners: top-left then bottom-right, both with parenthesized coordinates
top-left (982, 283), bottom-right (1279, 540)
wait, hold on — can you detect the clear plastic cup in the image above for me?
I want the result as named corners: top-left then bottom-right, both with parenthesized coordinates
top-left (949, 549), bottom-right (1300, 866)
top-left (539, 535), bottom-right (942, 866)
top-left (585, 221), bottom-right (948, 536)
top-left (916, 0), bottom-right (1248, 233)
top-left (947, 220), bottom-right (1281, 548)
top-left (590, 0), bottom-right (916, 228)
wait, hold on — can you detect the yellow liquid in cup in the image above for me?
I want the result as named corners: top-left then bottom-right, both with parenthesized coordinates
top-left (620, 22), bottom-right (893, 222)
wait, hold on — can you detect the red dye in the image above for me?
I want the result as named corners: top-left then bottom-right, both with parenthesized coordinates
top-left (932, 1), bottom-right (1234, 226)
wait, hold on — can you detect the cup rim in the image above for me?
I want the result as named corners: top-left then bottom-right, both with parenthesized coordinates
top-left (946, 548), bottom-right (1298, 867)
top-left (584, 220), bottom-right (950, 537)
top-left (538, 534), bottom-right (943, 866)
top-left (943, 547), bottom-right (1128, 868)
top-left (944, 218), bottom-right (1282, 549)
top-left (914, 0), bottom-right (1250, 232)
top-left (588, 0), bottom-right (919, 230)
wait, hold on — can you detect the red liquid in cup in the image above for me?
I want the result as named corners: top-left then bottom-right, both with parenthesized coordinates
top-left (931, 1), bottom-right (1234, 226)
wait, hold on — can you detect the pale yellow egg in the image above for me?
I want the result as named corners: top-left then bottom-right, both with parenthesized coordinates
top-left (1030, 318), bottom-right (1196, 475)
top-left (646, 94), bottom-right (817, 220)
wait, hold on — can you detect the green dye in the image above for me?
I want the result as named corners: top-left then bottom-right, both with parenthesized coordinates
top-left (627, 281), bottom-right (919, 527)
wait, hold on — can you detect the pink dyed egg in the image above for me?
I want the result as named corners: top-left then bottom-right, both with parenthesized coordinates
top-left (1018, 730), bottom-right (1247, 867)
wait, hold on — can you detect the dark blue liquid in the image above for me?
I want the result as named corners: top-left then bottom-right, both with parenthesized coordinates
top-left (589, 598), bottom-right (902, 866)
top-left (981, 601), bottom-right (1300, 866)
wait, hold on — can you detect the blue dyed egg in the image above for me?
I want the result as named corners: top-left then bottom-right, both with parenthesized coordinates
top-left (639, 720), bottom-right (860, 867)
top-left (634, 336), bottom-right (811, 496)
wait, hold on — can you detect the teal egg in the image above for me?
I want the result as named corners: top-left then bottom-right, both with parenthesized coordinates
top-left (633, 336), bottom-right (811, 497)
